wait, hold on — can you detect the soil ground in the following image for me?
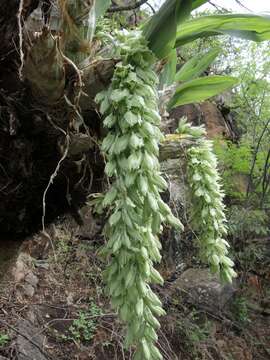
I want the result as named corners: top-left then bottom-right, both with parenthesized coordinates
top-left (0, 215), bottom-right (269, 360)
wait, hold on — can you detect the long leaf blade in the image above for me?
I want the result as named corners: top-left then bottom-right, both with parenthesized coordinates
top-left (143, 0), bottom-right (192, 59)
top-left (95, 0), bottom-right (111, 19)
top-left (143, 0), bottom-right (209, 58)
top-left (168, 75), bottom-right (238, 109)
top-left (175, 48), bottom-right (220, 82)
top-left (176, 14), bottom-right (270, 47)
top-left (159, 49), bottom-right (177, 87)
top-left (191, 0), bottom-right (209, 9)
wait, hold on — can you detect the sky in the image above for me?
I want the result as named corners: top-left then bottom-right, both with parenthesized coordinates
top-left (145, 0), bottom-right (270, 14)
top-left (199, 0), bottom-right (270, 13)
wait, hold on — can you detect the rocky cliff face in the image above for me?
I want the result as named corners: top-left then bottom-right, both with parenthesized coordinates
top-left (168, 100), bottom-right (239, 141)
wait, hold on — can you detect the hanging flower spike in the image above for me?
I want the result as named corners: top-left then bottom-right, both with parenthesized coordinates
top-left (95, 31), bottom-right (183, 360)
top-left (176, 118), bottom-right (237, 283)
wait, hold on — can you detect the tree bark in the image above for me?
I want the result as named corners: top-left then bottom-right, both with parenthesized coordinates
top-left (0, 1), bottom-right (106, 235)
top-left (0, 0), bottom-right (194, 236)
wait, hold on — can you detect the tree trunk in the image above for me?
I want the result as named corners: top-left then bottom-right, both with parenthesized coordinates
top-left (0, 1), bottom-right (108, 235)
top-left (0, 0), bottom-right (178, 236)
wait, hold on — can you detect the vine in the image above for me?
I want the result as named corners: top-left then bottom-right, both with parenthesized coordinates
top-left (95, 31), bottom-right (183, 359)
top-left (177, 119), bottom-right (237, 283)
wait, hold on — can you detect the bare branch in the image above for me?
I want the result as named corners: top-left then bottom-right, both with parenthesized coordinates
top-left (145, 2), bottom-right (155, 14)
top-left (208, 1), bottom-right (227, 12)
top-left (108, 0), bottom-right (148, 13)
top-left (234, 0), bottom-right (252, 12)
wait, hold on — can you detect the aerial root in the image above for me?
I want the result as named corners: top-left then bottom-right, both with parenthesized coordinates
top-left (17, 0), bottom-right (25, 79)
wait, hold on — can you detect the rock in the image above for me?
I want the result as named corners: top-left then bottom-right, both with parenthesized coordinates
top-left (16, 320), bottom-right (48, 360)
top-left (12, 253), bottom-right (33, 283)
top-left (171, 268), bottom-right (236, 311)
top-left (168, 101), bottom-right (237, 140)
top-left (160, 155), bottom-right (187, 267)
top-left (159, 137), bottom-right (193, 267)
top-left (159, 136), bottom-right (195, 162)
top-left (200, 102), bottom-right (232, 139)
top-left (34, 260), bottom-right (49, 269)
top-left (160, 138), bottom-right (192, 210)
top-left (22, 283), bottom-right (35, 298)
top-left (21, 233), bottom-right (50, 260)
top-left (161, 158), bottom-right (188, 206)
top-left (12, 253), bottom-right (39, 297)
top-left (25, 272), bottom-right (39, 288)
top-left (76, 206), bottom-right (101, 239)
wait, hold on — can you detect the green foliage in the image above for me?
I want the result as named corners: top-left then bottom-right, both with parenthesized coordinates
top-left (186, 317), bottom-right (211, 345)
top-left (236, 244), bottom-right (266, 274)
top-left (214, 139), bottom-right (270, 202)
top-left (214, 140), bottom-right (251, 175)
top-left (168, 75), bottom-right (238, 109)
top-left (176, 14), bottom-right (270, 47)
top-left (231, 296), bottom-right (249, 324)
top-left (177, 119), bottom-right (236, 283)
top-left (95, 0), bottom-right (111, 19)
top-left (228, 206), bottom-right (269, 240)
top-left (213, 140), bottom-right (251, 200)
top-left (159, 49), bottom-right (177, 87)
top-left (221, 40), bottom-right (270, 206)
top-left (175, 310), bottom-right (212, 357)
top-left (143, 0), bottom-right (211, 58)
top-left (0, 333), bottom-right (10, 348)
top-left (95, 31), bottom-right (183, 360)
top-left (143, 0), bottom-right (192, 59)
top-left (56, 236), bottom-right (71, 256)
top-left (173, 14), bottom-right (270, 208)
top-left (65, 302), bottom-right (102, 343)
top-left (175, 47), bottom-right (220, 82)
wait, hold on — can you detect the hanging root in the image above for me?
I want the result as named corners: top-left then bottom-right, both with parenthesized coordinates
top-left (17, 0), bottom-right (25, 79)
top-left (41, 118), bottom-right (70, 259)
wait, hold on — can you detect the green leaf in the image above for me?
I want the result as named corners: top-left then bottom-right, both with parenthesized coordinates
top-left (110, 89), bottom-right (129, 102)
top-left (130, 133), bottom-right (144, 149)
top-left (135, 298), bottom-right (144, 317)
top-left (168, 75), bottom-right (238, 109)
top-left (175, 48), bottom-right (220, 82)
top-left (95, 0), bottom-right (111, 19)
top-left (176, 14), bottom-right (270, 47)
top-left (124, 111), bottom-right (140, 127)
top-left (150, 344), bottom-right (163, 360)
top-left (109, 211), bottom-right (121, 226)
top-left (142, 338), bottom-right (151, 360)
top-left (103, 186), bottom-right (117, 207)
top-left (143, 0), bottom-right (193, 59)
top-left (159, 49), bottom-right (177, 87)
top-left (191, 0), bottom-right (209, 8)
